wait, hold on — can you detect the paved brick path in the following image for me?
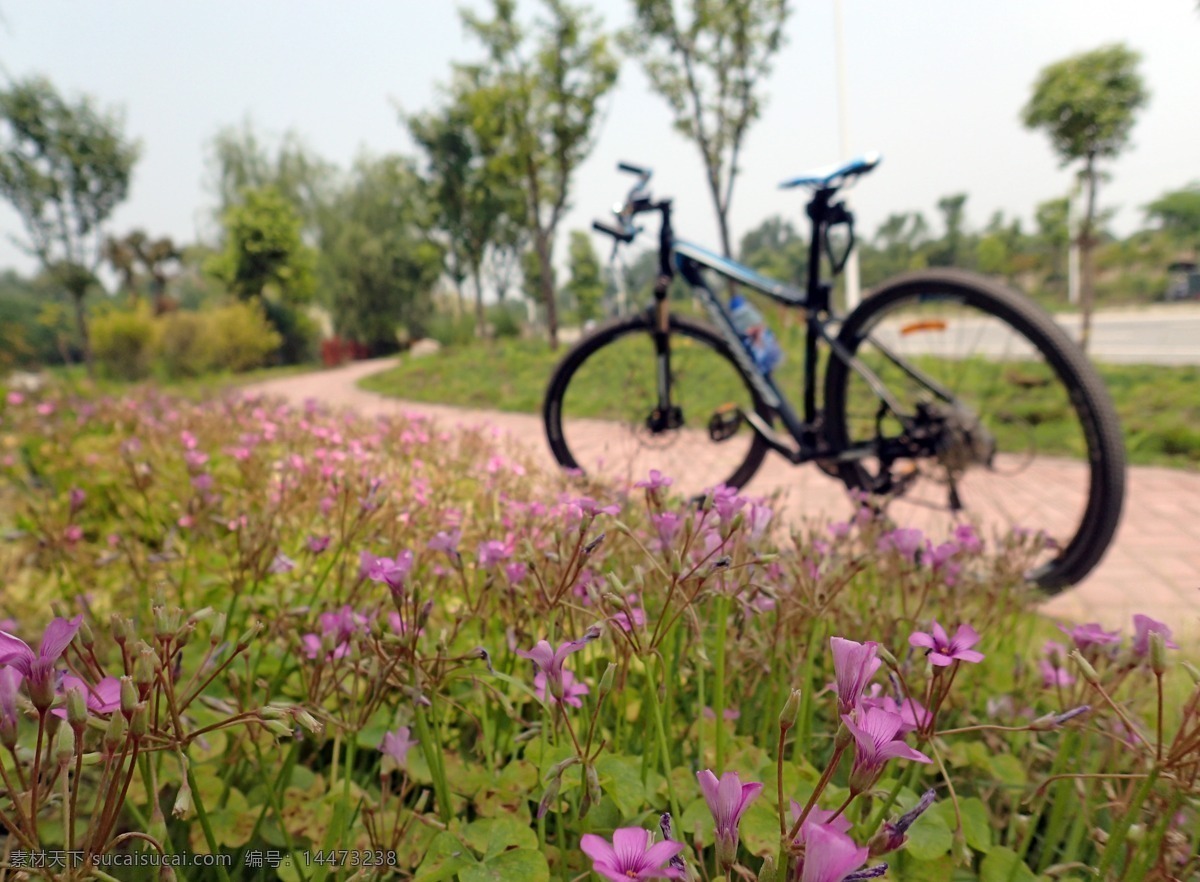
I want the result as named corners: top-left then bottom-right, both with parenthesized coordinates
top-left (244, 359), bottom-right (1200, 635)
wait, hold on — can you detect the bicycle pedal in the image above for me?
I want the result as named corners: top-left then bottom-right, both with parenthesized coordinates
top-left (708, 406), bottom-right (743, 442)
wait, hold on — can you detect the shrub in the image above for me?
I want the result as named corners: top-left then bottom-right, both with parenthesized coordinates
top-left (426, 309), bottom-right (477, 347)
top-left (489, 301), bottom-right (526, 339)
top-left (156, 309), bottom-right (212, 378)
top-left (205, 300), bottom-right (283, 372)
top-left (90, 304), bottom-right (158, 380)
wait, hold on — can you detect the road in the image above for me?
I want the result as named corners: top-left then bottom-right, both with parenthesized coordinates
top-left (1052, 305), bottom-right (1200, 365)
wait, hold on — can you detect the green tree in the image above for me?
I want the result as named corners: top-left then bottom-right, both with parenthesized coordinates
top-left (105, 230), bottom-right (181, 313)
top-left (324, 155), bottom-right (445, 351)
top-left (623, 0), bottom-right (790, 259)
top-left (737, 215), bottom-right (807, 284)
top-left (0, 76), bottom-right (140, 375)
top-left (1022, 43), bottom-right (1148, 348)
top-left (459, 0), bottom-right (619, 349)
top-left (563, 230), bottom-right (604, 324)
top-left (1144, 183), bottom-right (1200, 257)
top-left (208, 185), bottom-right (316, 305)
top-left (928, 193), bottom-right (969, 267)
top-left (408, 70), bottom-right (524, 335)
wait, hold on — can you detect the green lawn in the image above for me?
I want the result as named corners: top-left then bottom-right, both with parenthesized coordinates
top-left (359, 334), bottom-right (1200, 469)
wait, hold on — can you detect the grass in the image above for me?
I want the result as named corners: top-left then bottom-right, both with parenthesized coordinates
top-left (358, 331), bottom-right (1200, 469)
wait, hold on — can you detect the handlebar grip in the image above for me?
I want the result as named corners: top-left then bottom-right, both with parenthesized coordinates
top-left (618, 161), bottom-right (651, 178)
top-left (592, 219), bottom-right (635, 243)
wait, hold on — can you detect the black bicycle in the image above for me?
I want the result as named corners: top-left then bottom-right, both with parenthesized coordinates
top-left (543, 158), bottom-right (1125, 591)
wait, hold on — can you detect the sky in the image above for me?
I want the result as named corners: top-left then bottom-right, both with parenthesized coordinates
top-left (0, 0), bottom-right (1197, 283)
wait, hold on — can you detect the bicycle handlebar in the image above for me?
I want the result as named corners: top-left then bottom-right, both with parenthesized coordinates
top-left (592, 162), bottom-right (655, 246)
top-left (592, 218), bottom-right (636, 243)
top-left (618, 161), bottom-right (651, 177)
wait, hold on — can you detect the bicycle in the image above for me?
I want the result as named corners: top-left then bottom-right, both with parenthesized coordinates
top-left (542, 158), bottom-right (1125, 591)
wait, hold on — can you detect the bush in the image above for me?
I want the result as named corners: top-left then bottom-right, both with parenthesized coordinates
top-left (426, 310), bottom-right (477, 347)
top-left (156, 301), bottom-right (282, 378)
top-left (91, 305), bottom-right (158, 380)
top-left (488, 301), bottom-right (526, 339)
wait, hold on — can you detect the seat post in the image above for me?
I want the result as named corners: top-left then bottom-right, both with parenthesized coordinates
top-left (805, 188), bottom-right (834, 313)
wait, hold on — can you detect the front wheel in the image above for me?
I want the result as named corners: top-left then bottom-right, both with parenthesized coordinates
top-left (823, 268), bottom-right (1125, 592)
top-left (544, 312), bottom-right (773, 499)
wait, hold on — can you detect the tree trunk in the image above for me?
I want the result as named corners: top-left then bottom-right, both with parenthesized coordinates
top-left (71, 288), bottom-right (94, 378)
top-left (472, 262), bottom-right (487, 339)
top-left (1079, 156), bottom-right (1098, 353)
top-left (535, 232), bottom-right (558, 350)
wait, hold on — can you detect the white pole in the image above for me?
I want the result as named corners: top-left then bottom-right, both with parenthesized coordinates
top-left (834, 0), bottom-right (861, 313)
top-left (1067, 182), bottom-right (1080, 307)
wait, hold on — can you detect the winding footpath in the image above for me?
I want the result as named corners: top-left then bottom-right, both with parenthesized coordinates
top-left (244, 358), bottom-right (1200, 635)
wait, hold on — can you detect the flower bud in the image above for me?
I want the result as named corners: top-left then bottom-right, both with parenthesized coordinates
top-left (135, 649), bottom-right (157, 695)
top-left (236, 621), bottom-right (263, 650)
top-left (120, 676), bottom-right (138, 718)
top-left (176, 622), bottom-right (195, 649)
top-left (55, 724), bottom-right (76, 764)
top-left (261, 719), bottom-right (293, 738)
top-left (172, 777), bottom-right (192, 819)
top-left (597, 663), bottom-right (616, 700)
top-left (583, 764), bottom-right (602, 816)
top-left (209, 613), bottom-right (227, 646)
top-left (757, 854), bottom-right (777, 882)
top-left (111, 613), bottom-right (131, 646)
top-left (670, 550), bottom-right (683, 575)
top-left (1182, 660), bottom-right (1200, 686)
top-left (103, 713), bottom-right (128, 754)
top-left (292, 708), bottom-right (323, 735)
top-left (66, 686), bottom-right (88, 728)
top-left (605, 573), bottom-right (625, 594)
top-left (835, 718), bottom-right (853, 751)
top-left (548, 756), bottom-right (581, 778)
top-left (728, 511), bottom-right (746, 535)
top-left (537, 775), bottom-right (561, 819)
top-left (129, 702), bottom-right (148, 739)
top-left (779, 688), bottom-right (802, 732)
top-left (877, 645), bottom-right (899, 668)
top-left (1070, 650), bottom-right (1100, 685)
top-left (187, 607), bottom-right (214, 624)
top-left (1149, 632), bottom-right (1168, 676)
top-left (77, 618), bottom-right (94, 648)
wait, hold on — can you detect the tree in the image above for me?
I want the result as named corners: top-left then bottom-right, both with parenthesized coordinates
top-left (0, 76), bottom-right (140, 375)
top-left (563, 230), bottom-right (604, 324)
top-left (1022, 43), bottom-right (1148, 348)
top-left (1144, 183), bottom-right (1200, 257)
top-left (928, 194), bottom-right (969, 267)
top-left (459, 0), bottom-right (619, 349)
top-left (624, 0), bottom-right (790, 260)
top-left (737, 216), bottom-right (807, 284)
top-left (408, 69), bottom-right (524, 335)
top-left (324, 155), bottom-right (445, 351)
top-left (208, 186), bottom-right (316, 305)
top-left (105, 230), bottom-right (181, 314)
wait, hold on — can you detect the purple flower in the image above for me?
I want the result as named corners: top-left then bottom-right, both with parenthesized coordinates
top-left (953, 523), bottom-right (982, 553)
top-left (789, 803), bottom-right (853, 846)
top-left (842, 706), bottom-right (932, 793)
top-left (428, 529), bottom-right (462, 557)
top-left (534, 668), bottom-right (589, 708)
top-left (380, 726), bottom-right (418, 768)
top-left (580, 827), bottom-right (683, 882)
top-left (709, 485), bottom-right (745, 526)
top-left (363, 550), bottom-right (414, 591)
top-left (1058, 622), bottom-right (1121, 651)
top-left (909, 621), bottom-right (984, 666)
top-left (504, 561), bottom-right (528, 584)
top-left (51, 675), bottom-right (122, 719)
top-left (799, 822), bottom-right (870, 882)
top-left (0, 616), bottom-right (82, 711)
top-left (0, 667), bottom-right (20, 744)
top-left (831, 637), bottom-right (881, 715)
top-left (651, 512), bottom-right (683, 548)
top-left (518, 628), bottom-right (601, 700)
top-left (476, 539), bottom-right (513, 570)
top-left (307, 535), bottom-right (331, 555)
top-left (635, 470), bottom-right (673, 491)
top-left (1132, 615), bottom-right (1177, 657)
top-left (877, 528), bottom-right (925, 562)
top-left (697, 769), bottom-right (763, 867)
top-left (68, 487), bottom-right (86, 514)
top-left (870, 789), bottom-right (936, 856)
top-left (747, 502), bottom-right (773, 543)
top-left (269, 553), bottom-right (296, 575)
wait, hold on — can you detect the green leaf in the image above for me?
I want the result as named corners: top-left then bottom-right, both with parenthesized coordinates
top-left (738, 800), bottom-right (782, 857)
top-left (416, 831), bottom-right (475, 882)
top-left (903, 801), bottom-right (953, 861)
top-left (989, 754), bottom-right (1028, 790)
top-left (463, 817), bottom-right (539, 859)
top-left (956, 797), bottom-right (993, 854)
top-left (460, 849), bottom-right (550, 882)
top-left (980, 846), bottom-right (1039, 882)
top-left (595, 754), bottom-right (647, 819)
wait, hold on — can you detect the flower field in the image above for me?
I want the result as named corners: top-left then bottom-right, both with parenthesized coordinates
top-left (0, 385), bottom-right (1195, 881)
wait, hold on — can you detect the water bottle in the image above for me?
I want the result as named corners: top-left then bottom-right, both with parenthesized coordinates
top-left (728, 293), bottom-right (784, 373)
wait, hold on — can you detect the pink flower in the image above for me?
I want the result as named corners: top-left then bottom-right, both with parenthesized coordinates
top-left (428, 529), bottom-right (461, 557)
top-left (363, 550), bottom-right (414, 590)
top-left (1040, 660), bottom-right (1075, 688)
top-left (635, 470), bottom-right (673, 491)
top-left (697, 769), bottom-right (763, 868)
top-left (709, 485), bottom-right (745, 526)
top-left (504, 562), bottom-right (528, 584)
top-left (51, 675), bottom-right (122, 719)
top-left (1132, 615), bottom-right (1177, 657)
top-left (580, 828), bottom-right (683, 882)
top-left (534, 668), bottom-right (589, 708)
top-left (6, 391), bottom-right (24, 406)
top-left (909, 621), bottom-right (984, 666)
top-left (799, 822), bottom-right (872, 882)
top-left (842, 706), bottom-right (932, 793)
top-left (747, 502), bottom-right (773, 543)
top-left (789, 803), bottom-right (852, 846)
top-left (877, 528), bottom-right (924, 562)
top-left (0, 616), bottom-right (82, 710)
top-left (307, 535), bottom-right (331, 555)
top-left (953, 523), bottom-right (982, 553)
top-left (651, 512), bottom-right (683, 548)
top-left (269, 553), bottom-right (296, 575)
top-left (476, 539), bottom-right (512, 570)
top-left (517, 628), bottom-right (601, 700)
top-left (0, 667), bottom-right (19, 743)
top-left (380, 726), bottom-right (418, 768)
top-left (1058, 622), bottom-right (1120, 650)
top-left (830, 637), bottom-right (881, 715)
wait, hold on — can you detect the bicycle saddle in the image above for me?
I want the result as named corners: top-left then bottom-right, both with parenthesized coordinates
top-left (780, 152), bottom-right (882, 189)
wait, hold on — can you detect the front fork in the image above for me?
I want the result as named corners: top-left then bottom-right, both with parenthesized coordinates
top-left (648, 294), bottom-right (682, 432)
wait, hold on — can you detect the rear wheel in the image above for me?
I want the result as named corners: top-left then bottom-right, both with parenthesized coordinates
top-left (823, 268), bottom-right (1125, 592)
top-left (544, 312), bottom-right (772, 499)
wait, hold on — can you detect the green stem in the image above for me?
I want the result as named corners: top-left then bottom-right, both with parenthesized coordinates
top-left (713, 595), bottom-right (729, 773)
top-left (1095, 766), bottom-right (1159, 879)
top-left (645, 654), bottom-right (681, 820)
top-left (186, 765), bottom-right (232, 882)
top-left (413, 704), bottom-right (452, 824)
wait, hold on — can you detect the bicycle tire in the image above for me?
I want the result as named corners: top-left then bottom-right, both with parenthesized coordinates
top-left (823, 268), bottom-right (1125, 592)
top-left (544, 312), bottom-right (773, 497)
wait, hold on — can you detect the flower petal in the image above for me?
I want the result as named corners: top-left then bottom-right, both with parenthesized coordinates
top-left (39, 615), bottom-right (82, 662)
top-left (908, 631), bottom-right (935, 650)
top-left (580, 833), bottom-right (617, 867)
